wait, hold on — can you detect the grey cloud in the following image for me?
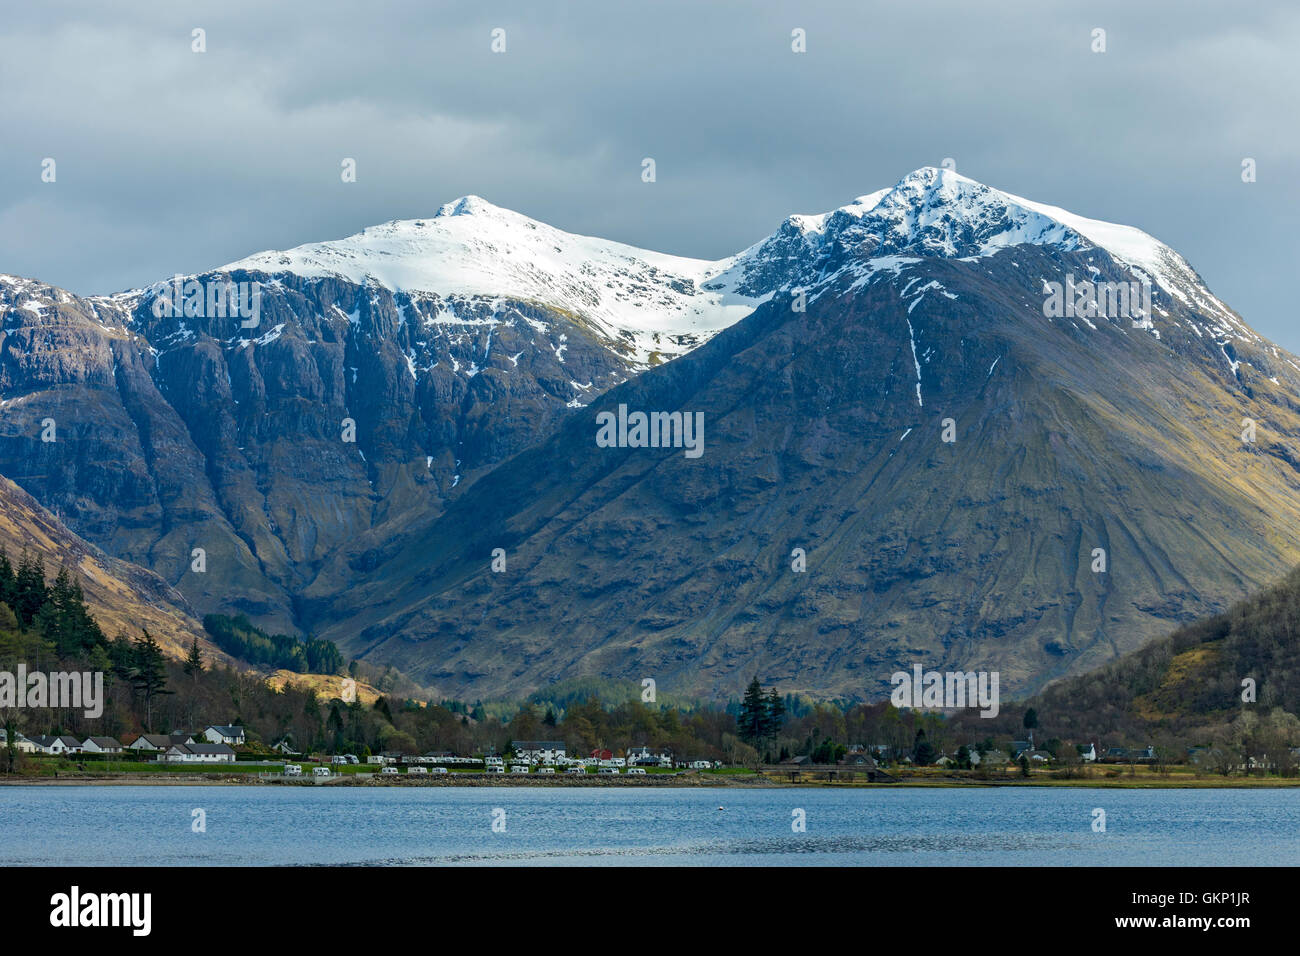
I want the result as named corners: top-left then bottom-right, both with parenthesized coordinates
top-left (1, 0), bottom-right (1296, 346)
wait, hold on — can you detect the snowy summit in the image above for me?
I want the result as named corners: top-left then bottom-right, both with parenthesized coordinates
top-left (221, 168), bottom-right (1230, 365)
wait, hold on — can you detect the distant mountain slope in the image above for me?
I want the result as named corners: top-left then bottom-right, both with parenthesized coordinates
top-left (309, 169), bottom-right (1300, 700)
top-left (0, 474), bottom-right (223, 664)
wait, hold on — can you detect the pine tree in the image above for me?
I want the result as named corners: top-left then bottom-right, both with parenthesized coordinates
top-left (913, 728), bottom-right (937, 765)
top-left (13, 550), bottom-right (46, 627)
top-left (738, 677), bottom-right (767, 744)
top-left (0, 549), bottom-right (15, 610)
top-left (131, 629), bottom-right (172, 732)
top-left (764, 688), bottom-right (785, 737)
top-left (183, 638), bottom-right (204, 683)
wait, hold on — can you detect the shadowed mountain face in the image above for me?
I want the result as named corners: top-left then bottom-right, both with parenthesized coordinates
top-left (0, 273), bottom-right (634, 630)
top-left (3, 168), bottom-right (1300, 699)
top-left (0, 232), bottom-right (752, 632)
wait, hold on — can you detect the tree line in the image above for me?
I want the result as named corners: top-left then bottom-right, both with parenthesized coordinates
top-left (202, 613), bottom-right (344, 675)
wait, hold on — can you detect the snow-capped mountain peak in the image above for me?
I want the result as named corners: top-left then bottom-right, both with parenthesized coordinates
top-left (720, 167), bottom-right (1234, 325)
top-left (224, 197), bottom-right (763, 366)
top-left (218, 168), bottom-right (1236, 366)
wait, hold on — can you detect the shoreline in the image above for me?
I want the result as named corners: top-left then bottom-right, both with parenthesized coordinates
top-left (3, 772), bottom-right (1298, 789)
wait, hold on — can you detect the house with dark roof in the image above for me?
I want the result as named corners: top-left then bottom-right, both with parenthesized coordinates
top-left (1100, 746), bottom-right (1157, 763)
top-left (838, 751), bottom-right (877, 769)
top-left (510, 740), bottom-right (565, 763)
top-left (971, 748), bottom-right (1009, 766)
top-left (28, 735), bottom-right (82, 755)
top-left (164, 743), bottom-right (236, 763)
top-left (127, 734), bottom-right (195, 752)
top-left (81, 736), bottom-right (123, 755)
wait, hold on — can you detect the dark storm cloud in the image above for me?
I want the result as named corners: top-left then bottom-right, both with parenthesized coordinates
top-left (1, 0), bottom-right (1297, 346)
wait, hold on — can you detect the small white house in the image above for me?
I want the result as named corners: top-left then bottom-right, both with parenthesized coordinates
top-left (204, 725), bottom-right (246, 747)
top-left (0, 730), bottom-right (39, 753)
top-left (28, 735), bottom-right (82, 755)
top-left (1079, 742), bottom-right (1097, 763)
top-left (163, 743), bottom-right (236, 763)
top-left (81, 737), bottom-right (123, 755)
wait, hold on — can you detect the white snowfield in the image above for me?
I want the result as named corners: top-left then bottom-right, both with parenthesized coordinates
top-left (225, 195), bottom-right (766, 366)
top-left (204, 167), bottom-right (1238, 362)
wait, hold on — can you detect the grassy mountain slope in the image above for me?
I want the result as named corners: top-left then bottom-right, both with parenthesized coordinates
top-left (0, 473), bottom-right (226, 664)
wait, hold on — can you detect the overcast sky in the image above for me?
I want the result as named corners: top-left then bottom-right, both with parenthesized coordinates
top-left (3, 1), bottom-right (1298, 347)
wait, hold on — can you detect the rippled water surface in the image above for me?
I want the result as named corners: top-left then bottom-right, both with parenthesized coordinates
top-left (3, 785), bottom-right (1297, 865)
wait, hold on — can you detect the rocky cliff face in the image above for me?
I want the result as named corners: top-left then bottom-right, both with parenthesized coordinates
top-left (4, 169), bottom-right (1299, 700)
top-left (0, 273), bottom-right (652, 631)
top-left (0, 198), bottom-right (766, 634)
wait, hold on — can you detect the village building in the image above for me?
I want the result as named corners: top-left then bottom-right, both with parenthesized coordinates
top-left (203, 725), bottom-right (246, 746)
top-left (839, 750), bottom-right (878, 769)
top-left (627, 745), bottom-right (672, 767)
top-left (27, 735), bottom-right (82, 755)
top-left (127, 733), bottom-right (196, 752)
top-left (80, 737), bottom-right (123, 755)
top-left (510, 740), bottom-right (566, 763)
top-left (164, 743), bottom-right (236, 763)
top-left (0, 730), bottom-right (39, 753)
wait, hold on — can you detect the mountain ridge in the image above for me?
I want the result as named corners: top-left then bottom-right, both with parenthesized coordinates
top-left (2, 168), bottom-right (1297, 700)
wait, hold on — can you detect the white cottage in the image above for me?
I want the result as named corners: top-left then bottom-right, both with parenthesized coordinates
top-left (204, 725), bottom-right (246, 747)
top-left (164, 743), bottom-right (236, 763)
top-left (81, 736), bottom-right (123, 755)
